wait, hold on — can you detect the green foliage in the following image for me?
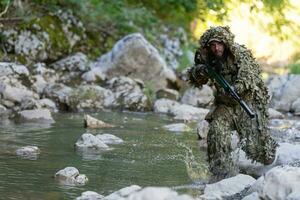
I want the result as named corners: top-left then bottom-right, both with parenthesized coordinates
top-left (143, 82), bottom-right (156, 107)
top-left (288, 63), bottom-right (300, 74)
top-left (177, 45), bottom-right (195, 72)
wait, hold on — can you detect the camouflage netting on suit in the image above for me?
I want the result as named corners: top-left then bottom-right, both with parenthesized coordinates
top-left (187, 26), bottom-right (278, 180)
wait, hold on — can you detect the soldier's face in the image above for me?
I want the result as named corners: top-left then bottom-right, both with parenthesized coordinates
top-left (209, 41), bottom-right (225, 58)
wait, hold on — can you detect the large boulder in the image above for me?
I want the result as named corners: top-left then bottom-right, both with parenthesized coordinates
top-left (156, 88), bottom-right (179, 101)
top-left (55, 166), bottom-right (88, 186)
top-left (50, 52), bottom-right (90, 72)
top-left (181, 85), bottom-right (214, 108)
top-left (96, 134), bottom-right (123, 145)
top-left (43, 83), bottom-right (73, 109)
top-left (94, 33), bottom-right (176, 91)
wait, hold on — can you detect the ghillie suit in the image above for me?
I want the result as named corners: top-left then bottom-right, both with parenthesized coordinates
top-left (187, 26), bottom-right (278, 180)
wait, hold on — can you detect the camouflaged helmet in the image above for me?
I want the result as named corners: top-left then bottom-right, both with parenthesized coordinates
top-left (199, 26), bottom-right (234, 49)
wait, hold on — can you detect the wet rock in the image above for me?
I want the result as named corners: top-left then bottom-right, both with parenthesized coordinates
top-left (55, 166), bottom-right (88, 186)
top-left (84, 114), bottom-right (115, 128)
top-left (169, 104), bottom-right (209, 122)
top-left (124, 187), bottom-right (194, 200)
top-left (153, 98), bottom-right (180, 114)
top-left (181, 85), bottom-right (214, 108)
top-left (18, 109), bottom-right (54, 123)
top-left (200, 174), bottom-right (255, 200)
top-left (156, 88), bottom-right (179, 101)
top-left (50, 52), bottom-right (90, 72)
top-left (76, 191), bottom-right (104, 200)
top-left (75, 133), bottom-right (109, 151)
top-left (96, 134), bottom-right (123, 145)
top-left (252, 166), bottom-right (300, 200)
top-left (163, 123), bottom-right (191, 132)
top-left (103, 185), bottom-right (141, 200)
top-left (197, 120), bottom-right (210, 140)
top-left (94, 33), bottom-right (176, 90)
top-left (16, 146), bottom-right (40, 160)
top-left (268, 108), bottom-right (284, 119)
top-left (107, 76), bottom-right (150, 111)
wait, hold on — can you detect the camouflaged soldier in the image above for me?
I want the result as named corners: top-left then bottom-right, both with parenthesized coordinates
top-left (187, 26), bottom-right (278, 181)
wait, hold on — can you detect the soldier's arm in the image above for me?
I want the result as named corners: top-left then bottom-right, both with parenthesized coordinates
top-left (186, 49), bottom-right (209, 87)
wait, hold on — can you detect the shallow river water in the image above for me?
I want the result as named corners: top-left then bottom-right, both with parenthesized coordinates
top-left (0, 111), bottom-right (208, 199)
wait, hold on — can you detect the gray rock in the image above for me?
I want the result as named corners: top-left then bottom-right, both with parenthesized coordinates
top-left (103, 185), bottom-right (141, 200)
top-left (50, 52), bottom-right (90, 72)
top-left (75, 133), bottom-right (109, 151)
top-left (43, 83), bottom-right (73, 106)
top-left (124, 187), bottom-right (194, 200)
top-left (0, 84), bottom-right (37, 103)
top-left (32, 75), bottom-right (47, 94)
top-left (38, 98), bottom-right (58, 112)
top-left (18, 109), bottom-right (54, 122)
top-left (107, 76), bottom-right (150, 111)
top-left (81, 67), bottom-right (106, 83)
top-left (163, 123), bottom-right (191, 132)
top-left (200, 174), bottom-right (256, 200)
top-left (94, 33), bottom-right (176, 90)
top-left (55, 166), bottom-right (88, 186)
top-left (268, 75), bottom-right (300, 112)
top-left (96, 134), bottom-right (123, 145)
top-left (287, 192), bottom-right (300, 200)
top-left (69, 85), bottom-right (115, 111)
top-left (169, 104), bottom-right (209, 122)
top-left (268, 108), bottom-right (284, 119)
top-left (156, 88), bottom-right (179, 101)
top-left (19, 97), bottom-right (41, 110)
top-left (153, 98), bottom-right (180, 114)
top-left (0, 62), bottom-right (14, 76)
top-left (254, 166), bottom-right (300, 200)
top-left (181, 85), bottom-right (214, 108)
top-left (197, 120), bottom-right (210, 140)
top-left (76, 191), bottom-right (104, 200)
top-left (16, 146), bottom-right (40, 160)
top-left (241, 192), bottom-right (259, 200)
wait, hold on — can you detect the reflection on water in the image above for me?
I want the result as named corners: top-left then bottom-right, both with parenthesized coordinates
top-left (0, 111), bottom-right (208, 199)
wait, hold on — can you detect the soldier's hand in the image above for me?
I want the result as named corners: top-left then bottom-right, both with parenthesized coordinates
top-left (192, 64), bottom-right (207, 79)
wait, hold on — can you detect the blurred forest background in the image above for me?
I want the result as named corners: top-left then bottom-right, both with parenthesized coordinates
top-left (1, 0), bottom-right (300, 74)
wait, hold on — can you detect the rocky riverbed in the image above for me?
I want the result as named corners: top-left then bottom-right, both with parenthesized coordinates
top-left (2, 9), bottom-right (300, 200)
